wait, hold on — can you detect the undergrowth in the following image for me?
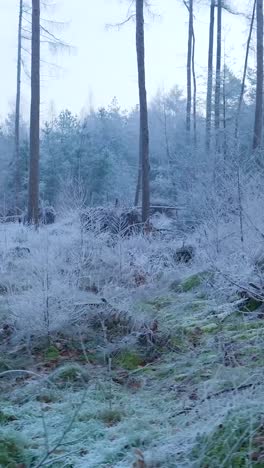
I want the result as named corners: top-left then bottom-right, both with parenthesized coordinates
top-left (1, 213), bottom-right (264, 466)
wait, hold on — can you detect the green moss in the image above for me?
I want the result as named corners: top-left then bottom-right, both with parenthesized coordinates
top-left (201, 323), bottom-right (219, 333)
top-left (226, 322), bottom-right (264, 333)
top-left (192, 408), bottom-right (264, 467)
top-left (57, 365), bottom-right (85, 382)
top-left (44, 345), bottom-right (60, 361)
top-left (169, 325), bottom-right (204, 350)
top-left (168, 334), bottom-right (188, 351)
top-left (145, 297), bottom-right (172, 310)
top-left (0, 411), bottom-right (17, 424)
top-left (177, 271), bottom-right (213, 293)
top-left (98, 409), bottom-right (123, 426)
top-left (115, 351), bottom-right (144, 370)
top-left (0, 432), bottom-right (30, 467)
top-left (240, 298), bottom-right (262, 312)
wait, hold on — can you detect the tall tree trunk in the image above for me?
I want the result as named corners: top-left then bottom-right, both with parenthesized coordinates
top-left (28, 0), bottom-right (40, 225)
top-left (136, 0), bottom-right (150, 223)
top-left (163, 100), bottom-right (177, 202)
top-left (215, 0), bottom-right (222, 151)
top-left (134, 150), bottom-right (141, 206)
top-left (234, 0), bottom-right (256, 246)
top-left (192, 26), bottom-right (197, 147)
top-left (14, 0), bottom-right (23, 215)
top-left (186, 0), bottom-right (193, 134)
top-left (235, 0), bottom-right (256, 142)
top-left (206, 0), bottom-right (215, 152)
top-left (222, 62), bottom-right (228, 157)
top-left (253, 0), bottom-right (263, 150)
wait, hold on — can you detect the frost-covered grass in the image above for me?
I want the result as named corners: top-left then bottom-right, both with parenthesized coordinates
top-left (1, 214), bottom-right (264, 466)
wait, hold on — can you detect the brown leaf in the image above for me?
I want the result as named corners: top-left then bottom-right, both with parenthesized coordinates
top-left (132, 449), bottom-right (147, 468)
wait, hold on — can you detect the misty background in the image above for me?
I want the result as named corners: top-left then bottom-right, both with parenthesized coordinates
top-left (1, 0), bottom-right (250, 119)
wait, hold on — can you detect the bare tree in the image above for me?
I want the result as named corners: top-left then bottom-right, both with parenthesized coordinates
top-left (136, 0), bottom-right (150, 223)
top-left (27, 0), bottom-right (40, 225)
top-left (192, 26), bottom-right (197, 147)
top-left (215, 0), bottom-right (222, 151)
top-left (206, 0), bottom-right (215, 152)
top-left (183, 0), bottom-right (196, 146)
top-left (234, 0), bottom-right (256, 245)
top-left (253, 0), bottom-right (263, 150)
top-left (235, 0), bottom-right (256, 142)
top-left (185, 0), bottom-right (193, 135)
top-left (222, 56), bottom-right (227, 157)
top-left (14, 0), bottom-right (23, 215)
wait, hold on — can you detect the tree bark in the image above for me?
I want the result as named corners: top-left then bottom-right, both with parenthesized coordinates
top-left (134, 148), bottom-right (141, 206)
top-left (186, 0), bottom-right (193, 135)
top-left (136, 0), bottom-right (150, 223)
top-left (192, 26), bottom-right (197, 147)
top-left (206, 0), bottom-right (215, 152)
top-left (235, 0), bottom-right (256, 143)
top-left (253, 0), bottom-right (263, 150)
top-left (14, 0), bottom-right (23, 215)
top-left (215, 0), bottom-right (222, 151)
top-left (222, 61), bottom-right (228, 156)
top-left (28, 0), bottom-right (40, 225)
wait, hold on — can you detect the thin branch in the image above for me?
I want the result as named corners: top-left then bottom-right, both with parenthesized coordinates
top-left (35, 390), bottom-right (88, 467)
top-left (105, 13), bottom-right (136, 31)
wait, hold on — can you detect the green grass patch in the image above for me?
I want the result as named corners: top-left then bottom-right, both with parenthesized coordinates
top-left (44, 345), bottom-right (60, 361)
top-left (240, 298), bottom-right (262, 312)
top-left (145, 296), bottom-right (172, 311)
top-left (0, 432), bottom-right (31, 467)
top-left (192, 407), bottom-right (264, 467)
top-left (98, 408), bottom-right (123, 426)
top-left (0, 411), bottom-right (17, 424)
top-left (176, 271), bottom-right (213, 293)
top-left (115, 351), bottom-right (144, 370)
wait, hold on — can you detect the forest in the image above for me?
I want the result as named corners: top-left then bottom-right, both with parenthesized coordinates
top-left (1, 0), bottom-right (264, 467)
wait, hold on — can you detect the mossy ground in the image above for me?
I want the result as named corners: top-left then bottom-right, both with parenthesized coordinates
top-left (192, 408), bottom-right (264, 467)
top-left (1, 272), bottom-right (264, 466)
top-left (0, 432), bottom-right (31, 467)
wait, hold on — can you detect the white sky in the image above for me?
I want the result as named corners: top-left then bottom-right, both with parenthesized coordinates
top-left (0, 0), bottom-right (253, 121)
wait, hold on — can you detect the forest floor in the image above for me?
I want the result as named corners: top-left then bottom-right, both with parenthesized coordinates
top-left (1, 217), bottom-right (264, 467)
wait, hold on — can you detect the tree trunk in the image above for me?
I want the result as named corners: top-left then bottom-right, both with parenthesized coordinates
top-left (28, 0), bottom-right (40, 225)
top-left (235, 0), bottom-right (256, 142)
top-left (163, 100), bottom-right (177, 202)
top-left (215, 0), bottom-right (222, 151)
top-left (222, 62), bottom-right (228, 156)
top-left (14, 0), bottom-right (23, 215)
top-left (136, 0), bottom-right (150, 223)
top-left (134, 148), bottom-right (141, 206)
top-left (192, 26), bottom-right (197, 147)
top-left (206, 0), bottom-right (215, 152)
top-left (253, 0), bottom-right (263, 150)
top-left (186, 0), bottom-right (193, 135)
